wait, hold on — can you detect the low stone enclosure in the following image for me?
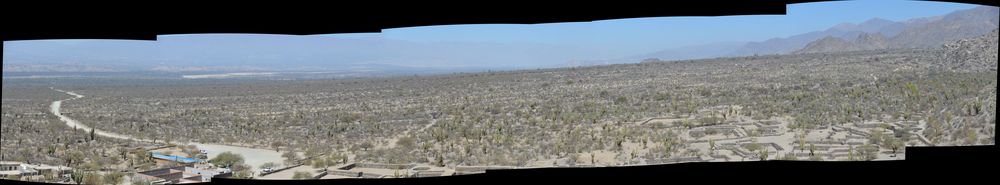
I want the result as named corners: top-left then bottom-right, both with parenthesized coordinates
top-left (326, 169), bottom-right (363, 178)
top-left (645, 157), bottom-right (706, 164)
top-left (411, 167), bottom-right (447, 178)
top-left (318, 163), bottom-right (455, 178)
top-left (349, 163), bottom-right (416, 170)
top-left (454, 166), bottom-right (517, 175)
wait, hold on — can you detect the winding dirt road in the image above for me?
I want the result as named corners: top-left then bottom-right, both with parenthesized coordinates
top-left (49, 87), bottom-right (285, 171)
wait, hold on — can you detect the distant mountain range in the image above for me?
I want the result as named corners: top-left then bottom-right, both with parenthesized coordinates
top-left (794, 32), bottom-right (889, 54)
top-left (890, 6), bottom-right (999, 48)
top-left (624, 6), bottom-right (998, 64)
top-left (727, 18), bottom-right (913, 57)
top-left (795, 6), bottom-right (999, 54)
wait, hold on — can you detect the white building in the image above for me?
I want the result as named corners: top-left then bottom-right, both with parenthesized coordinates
top-left (0, 161), bottom-right (38, 178)
top-left (0, 161), bottom-right (73, 178)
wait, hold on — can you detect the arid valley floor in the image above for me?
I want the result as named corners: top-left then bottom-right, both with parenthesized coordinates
top-left (2, 30), bottom-right (996, 184)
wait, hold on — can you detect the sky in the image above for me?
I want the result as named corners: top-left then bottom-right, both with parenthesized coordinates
top-left (3, 0), bottom-right (984, 70)
top-left (374, 0), bottom-right (977, 56)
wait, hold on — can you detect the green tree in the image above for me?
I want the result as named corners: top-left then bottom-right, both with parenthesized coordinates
top-left (82, 172), bottom-right (103, 185)
top-left (614, 96), bottom-right (628, 105)
top-left (282, 151), bottom-right (301, 166)
top-left (232, 163), bottom-right (253, 179)
top-left (808, 143), bottom-right (817, 156)
top-left (104, 172), bottom-right (125, 185)
top-left (435, 154), bottom-right (445, 167)
top-left (359, 142), bottom-right (373, 151)
top-left (208, 151), bottom-right (244, 168)
top-left (797, 132), bottom-right (806, 153)
top-left (944, 112), bottom-right (953, 125)
top-left (708, 139), bottom-right (716, 155)
top-left (311, 157), bottom-right (329, 169)
top-left (847, 145), bottom-right (855, 161)
top-left (328, 153), bottom-right (346, 165)
top-left (904, 82), bottom-right (919, 97)
top-left (744, 143), bottom-right (761, 152)
top-left (663, 139), bottom-right (674, 158)
top-left (758, 149), bottom-right (769, 161)
top-left (882, 136), bottom-right (903, 154)
top-left (70, 169), bottom-right (86, 185)
top-left (925, 116), bottom-right (942, 144)
top-left (66, 151), bottom-right (85, 167)
top-left (271, 141), bottom-right (284, 152)
top-left (869, 129), bottom-right (884, 146)
top-left (965, 127), bottom-right (979, 145)
top-left (292, 171), bottom-right (313, 180)
top-left (860, 143), bottom-right (878, 161)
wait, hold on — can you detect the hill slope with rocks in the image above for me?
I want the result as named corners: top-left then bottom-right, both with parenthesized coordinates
top-left (940, 29), bottom-right (999, 71)
top-left (767, 6), bottom-right (999, 56)
top-left (794, 33), bottom-right (890, 54)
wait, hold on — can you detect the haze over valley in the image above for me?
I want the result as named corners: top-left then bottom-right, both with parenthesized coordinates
top-left (1, 1), bottom-right (996, 184)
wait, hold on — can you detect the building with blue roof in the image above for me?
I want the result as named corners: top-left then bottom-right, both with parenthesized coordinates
top-left (151, 153), bottom-right (203, 165)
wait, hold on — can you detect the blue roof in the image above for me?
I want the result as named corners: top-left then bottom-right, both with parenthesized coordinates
top-left (151, 153), bottom-right (203, 163)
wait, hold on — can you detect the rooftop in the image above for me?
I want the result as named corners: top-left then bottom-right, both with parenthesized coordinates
top-left (152, 153), bottom-right (203, 164)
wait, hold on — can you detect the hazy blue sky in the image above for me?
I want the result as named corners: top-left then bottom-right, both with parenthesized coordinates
top-left (4, 0), bottom-right (984, 70)
top-left (373, 0), bottom-right (976, 56)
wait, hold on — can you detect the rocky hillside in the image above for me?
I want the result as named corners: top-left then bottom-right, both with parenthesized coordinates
top-left (788, 6), bottom-right (998, 55)
top-left (794, 32), bottom-right (889, 54)
top-left (889, 6), bottom-right (999, 48)
top-left (727, 17), bottom-right (921, 57)
top-left (941, 29), bottom-right (999, 71)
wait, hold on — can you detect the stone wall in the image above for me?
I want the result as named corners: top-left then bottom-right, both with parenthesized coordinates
top-left (736, 143), bottom-right (782, 151)
top-left (327, 169), bottom-right (361, 177)
top-left (709, 154), bottom-right (730, 160)
top-left (792, 145), bottom-right (839, 151)
top-left (312, 171), bottom-right (328, 179)
top-left (360, 172), bottom-right (385, 178)
top-left (766, 143), bottom-right (784, 151)
top-left (412, 170), bottom-right (445, 177)
top-left (455, 166), bottom-right (515, 174)
top-left (259, 164), bottom-right (302, 177)
top-left (647, 157), bottom-right (704, 164)
top-left (793, 140), bottom-right (848, 145)
top-left (335, 163), bottom-right (356, 170)
top-left (354, 163), bottom-right (415, 170)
